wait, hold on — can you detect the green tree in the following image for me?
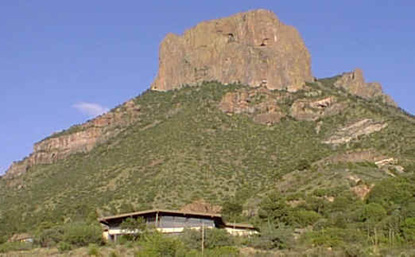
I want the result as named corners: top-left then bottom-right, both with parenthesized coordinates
top-left (258, 192), bottom-right (290, 225)
top-left (62, 222), bottom-right (103, 247)
top-left (221, 200), bottom-right (243, 222)
top-left (401, 218), bottom-right (415, 242)
top-left (136, 232), bottom-right (184, 257)
top-left (249, 223), bottom-right (293, 250)
top-left (119, 217), bottom-right (146, 240)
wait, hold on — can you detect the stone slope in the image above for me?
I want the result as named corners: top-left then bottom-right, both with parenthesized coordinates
top-left (151, 9), bottom-right (313, 92)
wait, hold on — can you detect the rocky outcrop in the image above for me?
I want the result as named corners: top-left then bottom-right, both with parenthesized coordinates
top-left (151, 9), bottom-right (313, 92)
top-left (323, 119), bottom-right (388, 145)
top-left (219, 87), bottom-right (286, 125)
top-left (290, 96), bottom-right (347, 121)
top-left (318, 150), bottom-right (387, 165)
top-left (4, 100), bottom-right (141, 179)
top-left (351, 183), bottom-right (374, 200)
top-left (180, 199), bottom-right (222, 214)
top-left (334, 68), bottom-right (396, 106)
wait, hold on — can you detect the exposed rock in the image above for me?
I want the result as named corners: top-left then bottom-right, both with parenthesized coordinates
top-left (375, 158), bottom-right (397, 168)
top-left (219, 87), bottom-right (286, 125)
top-left (351, 184), bottom-right (374, 200)
top-left (4, 100), bottom-right (141, 180)
top-left (151, 9), bottom-right (313, 92)
top-left (334, 68), bottom-right (396, 106)
top-left (290, 96), bottom-right (347, 121)
top-left (8, 233), bottom-right (33, 243)
top-left (317, 149), bottom-right (387, 165)
top-left (375, 158), bottom-right (405, 175)
top-left (180, 199), bottom-right (222, 214)
top-left (324, 196), bottom-right (335, 202)
top-left (347, 175), bottom-right (362, 185)
top-left (323, 119), bottom-right (387, 145)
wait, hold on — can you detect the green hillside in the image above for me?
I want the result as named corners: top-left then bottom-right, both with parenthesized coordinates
top-left (1, 78), bottom-right (415, 255)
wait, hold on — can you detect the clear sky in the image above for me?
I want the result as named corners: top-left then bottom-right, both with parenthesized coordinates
top-left (1, 0), bottom-right (414, 175)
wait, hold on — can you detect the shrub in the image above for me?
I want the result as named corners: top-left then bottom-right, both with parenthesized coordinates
top-left (57, 241), bottom-right (72, 252)
top-left (205, 229), bottom-right (233, 249)
top-left (203, 246), bottom-right (239, 257)
top-left (291, 209), bottom-right (321, 227)
top-left (249, 224), bottom-right (293, 250)
top-left (63, 222), bottom-right (103, 247)
top-left (401, 218), bottom-right (415, 242)
top-left (109, 251), bottom-right (119, 257)
top-left (180, 228), bottom-right (233, 251)
top-left (303, 228), bottom-right (366, 248)
top-left (88, 243), bottom-right (101, 256)
top-left (0, 242), bottom-right (33, 253)
top-left (38, 225), bottom-right (64, 247)
top-left (136, 232), bottom-right (184, 257)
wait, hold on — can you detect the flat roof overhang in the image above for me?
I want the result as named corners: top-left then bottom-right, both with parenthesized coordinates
top-left (98, 209), bottom-right (224, 226)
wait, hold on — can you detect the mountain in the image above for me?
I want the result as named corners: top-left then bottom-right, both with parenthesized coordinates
top-left (1, 9), bottom-right (415, 255)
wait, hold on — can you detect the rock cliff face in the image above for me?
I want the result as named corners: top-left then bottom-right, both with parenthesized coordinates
top-left (334, 68), bottom-right (396, 106)
top-left (151, 9), bottom-right (313, 92)
top-left (219, 87), bottom-right (287, 125)
top-left (4, 100), bottom-right (140, 179)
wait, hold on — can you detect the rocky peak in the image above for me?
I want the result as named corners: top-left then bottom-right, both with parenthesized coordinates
top-left (334, 68), bottom-right (396, 106)
top-left (151, 9), bottom-right (313, 92)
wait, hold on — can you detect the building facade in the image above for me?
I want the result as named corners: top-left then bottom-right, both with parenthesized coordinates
top-left (98, 209), bottom-right (257, 241)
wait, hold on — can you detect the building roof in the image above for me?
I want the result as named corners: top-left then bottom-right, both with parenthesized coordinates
top-left (98, 209), bottom-right (222, 225)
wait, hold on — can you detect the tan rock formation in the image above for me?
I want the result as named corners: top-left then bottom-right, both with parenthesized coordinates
top-left (318, 149), bottom-right (387, 165)
top-left (151, 9), bottom-right (313, 92)
top-left (323, 119), bottom-right (388, 145)
top-left (351, 184), bottom-right (374, 200)
top-left (334, 68), bottom-right (396, 106)
top-left (180, 199), bottom-right (222, 214)
top-left (219, 87), bottom-right (286, 125)
top-left (290, 96), bottom-right (347, 121)
top-left (4, 100), bottom-right (141, 180)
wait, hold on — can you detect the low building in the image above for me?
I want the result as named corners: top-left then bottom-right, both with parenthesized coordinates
top-left (8, 233), bottom-right (34, 243)
top-left (98, 209), bottom-right (258, 241)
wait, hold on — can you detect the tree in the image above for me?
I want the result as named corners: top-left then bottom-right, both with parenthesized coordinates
top-left (119, 217), bottom-right (146, 240)
top-left (222, 200), bottom-right (243, 222)
top-left (258, 192), bottom-right (290, 225)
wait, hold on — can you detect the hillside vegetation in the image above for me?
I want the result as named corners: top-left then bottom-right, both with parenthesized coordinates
top-left (1, 78), bottom-right (415, 255)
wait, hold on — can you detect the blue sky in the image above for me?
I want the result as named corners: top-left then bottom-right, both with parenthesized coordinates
top-left (1, 0), bottom-right (414, 175)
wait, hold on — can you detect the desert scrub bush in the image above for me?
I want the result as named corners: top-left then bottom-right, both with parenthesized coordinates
top-left (248, 224), bottom-right (293, 250)
top-left (88, 243), bottom-right (101, 256)
top-left (180, 228), bottom-right (234, 251)
top-left (0, 241), bottom-right (33, 253)
top-left (302, 228), bottom-right (366, 248)
top-left (63, 222), bottom-right (104, 247)
top-left (136, 232), bottom-right (184, 257)
top-left (57, 241), bottom-right (72, 252)
top-left (37, 225), bottom-right (65, 247)
top-left (200, 246), bottom-right (239, 257)
top-left (109, 250), bottom-right (119, 257)
top-left (290, 209), bottom-right (322, 227)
